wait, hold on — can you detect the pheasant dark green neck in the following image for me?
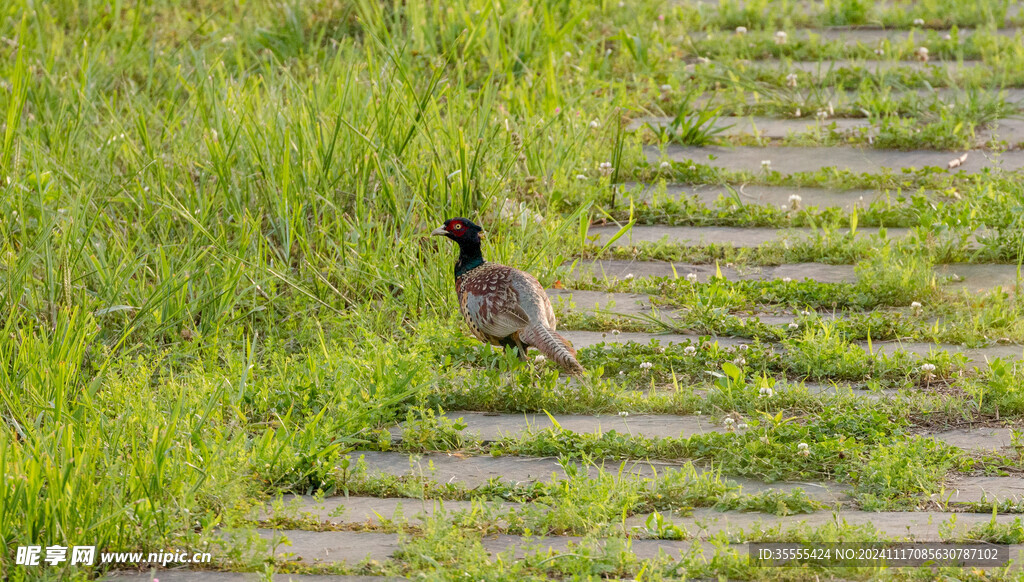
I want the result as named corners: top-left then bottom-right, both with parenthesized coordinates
top-left (454, 238), bottom-right (485, 278)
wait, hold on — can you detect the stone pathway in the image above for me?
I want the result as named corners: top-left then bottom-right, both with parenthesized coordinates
top-left (931, 427), bottom-right (1020, 453)
top-left (260, 495), bottom-right (1023, 542)
top-left (690, 27), bottom-right (1024, 45)
top-left (650, 145), bottom-right (1024, 175)
top-left (562, 259), bottom-right (1022, 294)
top-left (590, 224), bottom-right (917, 247)
top-left (632, 116), bottom-right (1024, 148)
top-left (346, 451), bottom-right (851, 504)
top-left (389, 412), bottom-right (726, 441)
top-left (615, 182), bottom-right (889, 209)
top-left (560, 329), bottom-right (1023, 365)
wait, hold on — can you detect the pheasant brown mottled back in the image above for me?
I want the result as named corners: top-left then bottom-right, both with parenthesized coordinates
top-left (431, 218), bottom-right (584, 375)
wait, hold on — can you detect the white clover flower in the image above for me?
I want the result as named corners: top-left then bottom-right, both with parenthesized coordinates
top-left (576, 174), bottom-right (587, 180)
top-left (737, 423), bottom-right (749, 430)
top-left (659, 84), bottom-right (672, 92)
top-left (738, 344), bottom-right (749, 352)
top-left (761, 160), bottom-right (772, 168)
top-left (723, 417), bottom-right (735, 425)
top-left (624, 273), bottom-right (634, 280)
top-left (921, 363), bottom-right (936, 373)
top-left (874, 48), bottom-right (885, 56)
top-left (913, 18), bottom-right (925, 25)
top-left (619, 411), bottom-right (630, 417)
top-left (611, 329), bottom-right (621, 336)
top-left (696, 410), bottom-right (702, 415)
top-left (774, 31), bottom-right (787, 44)
top-left (640, 361), bottom-right (654, 370)
top-left (788, 322), bottom-right (799, 330)
top-left (815, 109), bottom-right (829, 120)
top-left (684, 345), bottom-right (697, 356)
top-left (797, 442), bottom-right (809, 451)
top-left (733, 357), bottom-right (746, 366)
top-left (800, 310), bottom-right (811, 316)
top-left (735, 26), bottom-right (748, 35)
top-left (911, 301), bottom-right (922, 309)
top-left (759, 387), bottom-right (774, 398)
top-left (799, 449), bottom-right (811, 457)
top-left (786, 73), bottom-right (798, 88)
top-left (564, 51), bottom-right (573, 59)
top-left (686, 273), bottom-right (699, 283)
top-left (782, 277), bottom-right (792, 283)
top-left (915, 46), bottom-right (929, 62)
top-left (535, 354), bottom-right (547, 363)
top-left (788, 194), bottom-right (802, 208)
top-left (687, 165), bottom-right (697, 171)
top-left (944, 34), bottom-right (952, 41)
top-left (605, 48), bottom-right (613, 56)
top-left (590, 120), bottom-right (601, 128)
top-left (660, 161), bottom-right (671, 169)
top-left (780, 204), bottom-right (788, 211)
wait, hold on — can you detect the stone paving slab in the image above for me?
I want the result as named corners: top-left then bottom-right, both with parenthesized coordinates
top-left (563, 259), bottom-right (1022, 294)
top-left (651, 145), bottom-right (1024, 175)
top-left (984, 118), bottom-right (1024, 148)
top-left (548, 288), bottom-right (896, 325)
top-left (624, 507), bottom-right (1024, 541)
top-left (560, 329), bottom-right (1024, 366)
top-left (938, 476), bottom-right (1024, 504)
top-left (590, 224), bottom-right (915, 248)
top-left (691, 27), bottom-right (1023, 45)
top-left (260, 496), bottom-right (1024, 543)
top-left (347, 451), bottom-right (851, 504)
top-left (548, 288), bottom-right (656, 318)
top-left (257, 529), bottom-right (399, 564)
top-left (392, 412), bottom-right (726, 441)
top-left (106, 573), bottom-right (401, 582)
top-left (681, 88), bottom-right (1024, 113)
top-left (617, 182), bottom-right (887, 210)
top-left (634, 116), bottom-right (1024, 147)
top-left (564, 259), bottom-right (860, 283)
top-left (628, 115), bottom-right (873, 137)
top-left (238, 529), bottom-right (1024, 567)
top-left (261, 495), bottom-right (515, 526)
top-left (930, 427), bottom-right (1019, 453)
top-left (760, 59), bottom-right (984, 74)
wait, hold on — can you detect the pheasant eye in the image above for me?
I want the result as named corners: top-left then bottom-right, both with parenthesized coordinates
top-left (452, 223), bottom-right (463, 230)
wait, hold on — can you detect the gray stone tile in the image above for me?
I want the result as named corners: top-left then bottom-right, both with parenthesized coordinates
top-left (563, 259), bottom-right (1023, 294)
top-left (559, 329), bottom-right (1023, 366)
top-left (589, 224), bottom-right (914, 247)
top-left (929, 427), bottom-right (1019, 453)
top-left (937, 476), bottom-right (1024, 504)
top-left (628, 115), bottom-right (872, 138)
top-left (616, 182), bottom-right (887, 210)
top-left (346, 451), bottom-right (851, 504)
top-left (651, 145), bottom-right (1024, 175)
top-left (625, 507), bottom-right (1024, 541)
top-left (392, 411), bottom-right (726, 441)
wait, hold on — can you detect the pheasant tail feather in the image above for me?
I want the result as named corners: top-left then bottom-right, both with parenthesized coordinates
top-left (520, 323), bottom-right (585, 376)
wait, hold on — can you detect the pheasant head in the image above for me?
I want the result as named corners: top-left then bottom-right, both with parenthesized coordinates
top-left (432, 218), bottom-right (486, 277)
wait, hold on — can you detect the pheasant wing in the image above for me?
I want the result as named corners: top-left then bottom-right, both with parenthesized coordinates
top-left (461, 282), bottom-right (530, 341)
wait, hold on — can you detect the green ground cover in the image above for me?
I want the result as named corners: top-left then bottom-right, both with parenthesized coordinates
top-left (2, 0), bottom-right (1024, 580)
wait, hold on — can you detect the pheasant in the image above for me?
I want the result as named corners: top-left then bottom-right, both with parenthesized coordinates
top-left (431, 218), bottom-right (585, 376)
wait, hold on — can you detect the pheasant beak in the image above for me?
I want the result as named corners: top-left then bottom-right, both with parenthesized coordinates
top-left (430, 226), bottom-right (450, 237)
